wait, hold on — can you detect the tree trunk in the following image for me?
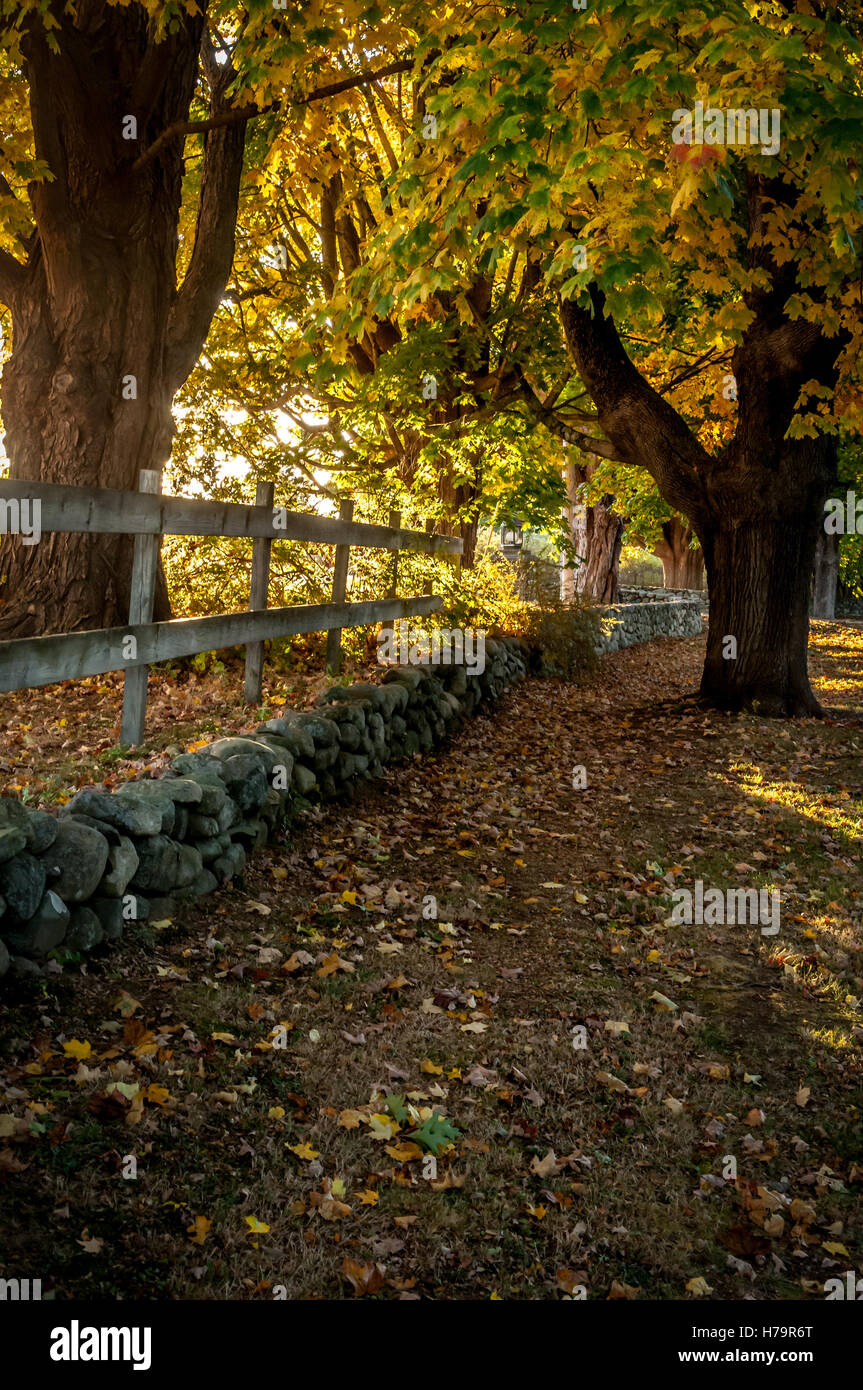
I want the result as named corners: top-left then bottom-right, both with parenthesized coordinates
top-left (0, 4), bottom-right (247, 638)
top-left (560, 453), bottom-right (622, 603)
top-left (698, 443), bottom-right (834, 715)
top-left (812, 528), bottom-right (838, 619)
top-left (654, 517), bottom-right (704, 590)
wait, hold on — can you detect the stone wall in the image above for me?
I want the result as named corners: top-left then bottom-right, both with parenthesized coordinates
top-left (594, 597), bottom-right (705, 655)
top-left (0, 638), bottom-right (530, 983)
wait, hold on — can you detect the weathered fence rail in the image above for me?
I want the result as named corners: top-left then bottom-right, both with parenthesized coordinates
top-left (0, 474), bottom-right (462, 744)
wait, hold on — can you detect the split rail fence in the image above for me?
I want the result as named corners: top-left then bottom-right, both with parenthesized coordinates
top-left (0, 471), bottom-right (462, 745)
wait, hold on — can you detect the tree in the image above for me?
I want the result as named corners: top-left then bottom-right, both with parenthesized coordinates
top-left (0, 0), bottom-right (413, 636)
top-left (653, 517), bottom-right (704, 591)
top-left (363, 0), bottom-right (863, 714)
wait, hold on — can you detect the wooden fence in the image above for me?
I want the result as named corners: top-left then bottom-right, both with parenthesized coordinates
top-left (0, 472), bottom-right (462, 744)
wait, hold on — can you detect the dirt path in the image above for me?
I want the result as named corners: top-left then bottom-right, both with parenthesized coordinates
top-left (1, 626), bottom-right (862, 1300)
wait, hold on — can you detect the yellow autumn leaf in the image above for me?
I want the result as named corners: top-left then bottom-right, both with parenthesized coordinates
top-left (187, 1215), bottom-right (211, 1245)
top-left (823, 1241), bottom-right (850, 1257)
top-left (244, 1216), bottom-right (270, 1234)
top-left (337, 1108), bottom-right (364, 1129)
top-left (355, 1189), bottom-right (379, 1205)
top-left (420, 1060), bottom-right (443, 1075)
top-left (685, 1276), bottom-right (713, 1297)
top-left (211, 1031), bottom-right (237, 1044)
top-left (144, 1085), bottom-right (171, 1106)
top-left (288, 1142), bottom-right (320, 1161)
top-left (385, 1142), bottom-right (423, 1162)
top-left (63, 1039), bottom-right (91, 1061)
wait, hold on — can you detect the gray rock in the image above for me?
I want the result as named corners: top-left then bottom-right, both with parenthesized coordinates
top-left (336, 723), bottom-right (362, 751)
top-left (383, 665), bottom-right (425, 689)
top-left (89, 897), bottom-right (125, 940)
top-left (39, 822), bottom-right (109, 903)
top-left (11, 955), bottom-right (43, 978)
top-left (220, 755), bottom-right (267, 814)
top-left (63, 814), bottom-right (122, 846)
top-left (265, 710), bottom-right (339, 747)
top-left (291, 764), bottom-right (317, 796)
top-left (2, 890), bottom-right (69, 958)
top-left (229, 819), bottom-right (268, 850)
top-left (216, 798), bottom-right (238, 833)
top-left (212, 842), bottom-right (245, 882)
top-left (146, 896), bottom-right (176, 919)
top-left (320, 681), bottom-right (388, 712)
top-left (207, 737), bottom-right (283, 775)
top-left (187, 813), bottom-right (220, 839)
top-left (171, 752), bottom-right (228, 782)
top-left (151, 776), bottom-right (203, 804)
top-left (0, 853), bottom-right (47, 922)
top-left (99, 836), bottom-right (140, 898)
top-left (129, 836), bottom-right (202, 893)
top-left (65, 906), bottom-right (104, 952)
top-left (113, 784), bottom-right (175, 835)
top-left (65, 789), bottom-right (164, 837)
top-left (173, 806), bottom-right (189, 841)
top-left (194, 779), bottom-right (228, 815)
top-left (0, 828), bottom-right (27, 864)
top-left (258, 720), bottom-right (316, 760)
top-left (177, 868), bottom-right (219, 898)
top-left (23, 810), bottom-right (58, 854)
top-left (0, 936), bottom-right (8, 978)
top-left (192, 834), bottom-right (229, 863)
top-left (313, 744), bottom-right (339, 772)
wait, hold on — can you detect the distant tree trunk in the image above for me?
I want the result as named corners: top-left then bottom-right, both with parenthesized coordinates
top-left (812, 528), bottom-right (838, 618)
top-left (654, 517), bottom-right (704, 590)
top-left (561, 453), bottom-right (622, 602)
top-left (0, 6), bottom-right (248, 638)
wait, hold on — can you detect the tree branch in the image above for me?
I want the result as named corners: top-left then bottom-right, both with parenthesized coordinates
top-left (133, 58), bottom-right (415, 174)
top-left (558, 290), bottom-right (709, 519)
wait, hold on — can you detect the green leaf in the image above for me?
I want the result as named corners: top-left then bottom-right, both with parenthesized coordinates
top-left (407, 1112), bottom-right (461, 1155)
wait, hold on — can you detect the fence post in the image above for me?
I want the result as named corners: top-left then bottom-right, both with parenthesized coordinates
top-left (381, 508), bottom-right (401, 633)
top-left (120, 468), bottom-right (162, 747)
top-left (325, 498), bottom-right (354, 676)
top-left (243, 480), bottom-right (275, 705)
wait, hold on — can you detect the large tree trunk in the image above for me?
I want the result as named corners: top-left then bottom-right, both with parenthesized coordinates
top-left (654, 517), bottom-right (704, 590)
top-left (812, 528), bottom-right (839, 619)
top-left (0, 4), bottom-right (246, 637)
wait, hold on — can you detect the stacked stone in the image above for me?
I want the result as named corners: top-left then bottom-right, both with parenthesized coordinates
top-left (0, 637), bottom-right (529, 982)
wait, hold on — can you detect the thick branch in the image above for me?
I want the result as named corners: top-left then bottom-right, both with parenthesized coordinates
top-left (559, 291), bottom-right (708, 519)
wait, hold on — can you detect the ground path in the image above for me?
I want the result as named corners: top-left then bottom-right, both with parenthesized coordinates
top-left (2, 624), bottom-right (862, 1300)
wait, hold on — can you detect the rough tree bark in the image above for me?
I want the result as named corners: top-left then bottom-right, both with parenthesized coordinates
top-left (560, 454), bottom-right (622, 602)
top-left (0, 4), bottom-right (247, 637)
top-left (812, 528), bottom-right (839, 619)
top-left (653, 517), bottom-right (704, 590)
